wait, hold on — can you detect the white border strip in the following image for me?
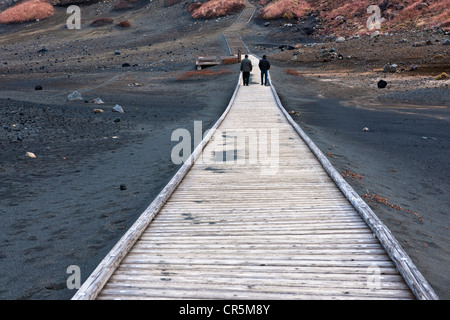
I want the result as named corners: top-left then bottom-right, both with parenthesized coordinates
top-left (72, 77), bottom-right (241, 300)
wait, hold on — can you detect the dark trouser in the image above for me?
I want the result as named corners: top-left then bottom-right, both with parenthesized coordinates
top-left (242, 71), bottom-right (250, 86)
top-left (261, 70), bottom-right (269, 85)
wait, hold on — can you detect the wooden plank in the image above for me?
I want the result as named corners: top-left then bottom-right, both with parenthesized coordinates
top-left (73, 53), bottom-right (437, 301)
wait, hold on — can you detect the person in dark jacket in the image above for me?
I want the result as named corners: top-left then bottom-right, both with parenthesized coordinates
top-left (240, 54), bottom-right (252, 86)
top-left (258, 55), bottom-right (270, 86)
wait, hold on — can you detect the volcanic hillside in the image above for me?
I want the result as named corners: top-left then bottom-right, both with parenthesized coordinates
top-left (1, 0), bottom-right (449, 36)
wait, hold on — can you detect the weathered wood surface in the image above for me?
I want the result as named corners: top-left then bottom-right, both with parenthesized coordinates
top-left (72, 55), bottom-right (437, 300)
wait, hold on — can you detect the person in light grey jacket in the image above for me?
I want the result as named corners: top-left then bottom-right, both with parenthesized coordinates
top-left (240, 54), bottom-right (252, 86)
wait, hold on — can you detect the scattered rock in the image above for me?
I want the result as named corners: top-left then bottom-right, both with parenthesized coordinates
top-left (288, 110), bottom-right (301, 117)
top-left (93, 108), bottom-right (104, 113)
top-left (35, 85), bottom-right (43, 90)
top-left (37, 47), bottom-right (48, 54)
top-left (443, 39), bottom-right (450, 45)
top-left (436, 72), bottom-right (448, 80)
top-left (26, 151), bottom-right (36, 158)
top-left (335, 36), bottom-right (345, 43)
top-left (409, 64), bottom-right (419, 71)
top-left (68, 90), bottom-right (83, 101)
top-left (122, 63), bottom-right (131, 67)
top-left (383, 64), bottom-right (398, 73)
top-left (416, 2), bottom-right (428, 10)
top-left (113, 117), bottom-right (121, 123)
top-left (362, 127), bottom-right (369, 132)
top-left (433, 54), bottom-right (445, 59)
top-left (119, 184), bottom-right (127, 190)
top-left (371, 31), bottom-right (380, 38)
top-left (377, 80), bottom-right (388, 88)
top-left (92, 97), bottom-right (104, 104)
top-left (112, 104), bottom-right (124, 113)
top-left (114, 50), bottom-right (121, 55)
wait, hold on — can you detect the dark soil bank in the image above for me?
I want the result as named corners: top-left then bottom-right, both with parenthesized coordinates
top-left (0, 68), bottom-right (239, 299)
top-left (269, 66), bottom-right (450, 299)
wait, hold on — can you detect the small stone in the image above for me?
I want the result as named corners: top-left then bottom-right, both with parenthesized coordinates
top-left (383, 64), bottom-right (398, 73)
top-left (26, 152), bottom-right (36, 158)
top-left (112, 104), bottom-right (124, 113)
top-left (335, 36), bottom-right (346, 43)
top-left (92, 98), bottom-right (104, 104)
top-left (37, 47), bottom-right (48, 54)
top-left (377, 80), bottom-right (388, 88)
top-left (120, 184), bottom-right (127, 190)
top-left (35, 85), bottom-right (43, 90)
top-left (93, 109), bottom-right (104, 113)
top-left (68, 90), bottom-right (83, 101)
top-left (436, 72), bottom-right (448, 80)
top-left (362, 127), bottom-right (369, 132)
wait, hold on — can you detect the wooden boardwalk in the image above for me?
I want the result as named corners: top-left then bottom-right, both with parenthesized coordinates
top-left (72, 55), bottom-right (437, 300)
top-left (223, 0), bottom-right (255, 55)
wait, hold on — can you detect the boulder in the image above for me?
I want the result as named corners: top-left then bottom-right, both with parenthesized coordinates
top-left (68, 90), bottom-right (83, 101)
top-left (371, 31), bottom-right (380, 38)
top-left (377, 80), bottom-right (388, 88)
top-left (113, 104), bottom-right (124, 113)
top-left (25, 151), bottom-right (36, 159)
top-left (383, 64), bottom-right (398, 73)
top-left (436, 72), bottom-right (448, 80)
top-left (92, 97), bottom-right (104, 104)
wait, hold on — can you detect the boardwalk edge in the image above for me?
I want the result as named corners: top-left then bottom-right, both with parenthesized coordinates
top-left (266, 64), bottom-right (438, 300)
top-left (71, 76), bottom-right (242, 300)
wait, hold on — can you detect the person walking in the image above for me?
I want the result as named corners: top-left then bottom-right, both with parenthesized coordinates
top-left (258, 55), bottom-right (270, 86)
top-left (240, 54), bottom-right (252, 86)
